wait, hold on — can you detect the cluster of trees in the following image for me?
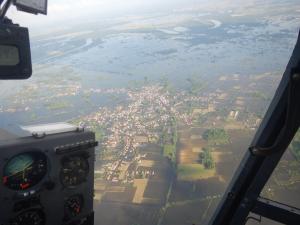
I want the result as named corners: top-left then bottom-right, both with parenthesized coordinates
top-left (186, 77), bottom-right (206, 95)
top-left (251, 91), bottom-right (269, 101)
top-left (163, 117), bottom-right (178, 164)
top-left (46, 101), bottom-right (71, 110)
top-left (199, 147), bottom-right (214, 169)
top-left (164, 144), bottom-right (176, 163)
top-left (202, 128), bottom-right (230, 145)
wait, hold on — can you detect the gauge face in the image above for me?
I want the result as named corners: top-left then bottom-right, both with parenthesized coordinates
top-left (3, 152), bottom-right (47, 190)
top-left (65, 195), bottom-right (84, 219)
top-left (10, 209), bottom-right (45, 225)
top-left (60, 155), bottom-right (89, 188)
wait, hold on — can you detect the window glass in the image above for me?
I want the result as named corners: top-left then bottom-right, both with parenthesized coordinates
top-left (262, 129), bottom-right (300, 209)
top-left (1, 1), bottom-right (300, 225)
top-left (246, 214), bottom-right (284, 225)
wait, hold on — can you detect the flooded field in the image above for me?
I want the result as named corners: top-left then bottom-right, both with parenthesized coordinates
top-left (161, 126), bottom-right (300, 225)
top-left (95, 203), bottom-right (160, 225)
top-left (262, 149), bottom-right (300, 208)
top-left (93, 124), bottom-right (300, 225)
top-left (94, 143), bottom-right (173, 225)
top-left (163, 197), bottom-right (220, 225)
top-left (162, 127), bottom-right (255, 225)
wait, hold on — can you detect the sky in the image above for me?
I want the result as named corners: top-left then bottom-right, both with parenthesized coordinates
top-left (8, 0), bottom-right (203, 28)
top-left (5, 0), bottom-right (258, 28)
top-left (5, 0), bottom-right (300, 34)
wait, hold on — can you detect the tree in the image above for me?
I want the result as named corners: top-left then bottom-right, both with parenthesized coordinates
top-left (186, 76), bottom-right (205, 95)
top-left (202, 128), bottom-right (230, 145)
top-left (199, 147), bottom-right (214, 169)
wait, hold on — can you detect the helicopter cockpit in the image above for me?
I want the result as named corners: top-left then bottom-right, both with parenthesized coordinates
top-left (0, 0), bottom-right (299, 225)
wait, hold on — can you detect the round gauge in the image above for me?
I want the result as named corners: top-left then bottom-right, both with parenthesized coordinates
top-left (3, 152), bottom-right (47, 191)
top-left (10, 209), bottom-right (45, 225)
top-left (60, 155), bottom-right (89, 188)
top-left (65, 195), bottom-right (84, 219)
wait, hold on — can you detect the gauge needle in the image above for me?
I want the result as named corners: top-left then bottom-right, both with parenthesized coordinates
top-left (23, 165), bottom-right (33, 180)
top-left (2, 176), bottom-right (8, 184)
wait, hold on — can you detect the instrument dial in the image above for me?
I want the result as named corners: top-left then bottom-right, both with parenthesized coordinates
top-left (10, 209), bottom-right (45, 225)
top-left (60, 155), bottom-right (89, 188)
top-left (3, 152), bottom-right (47, 191)
top-left (65, 195), bottom-right (83, 219)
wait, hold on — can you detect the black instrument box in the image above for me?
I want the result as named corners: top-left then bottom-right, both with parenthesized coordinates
top-left (0, 123), bottom-right (96, 225)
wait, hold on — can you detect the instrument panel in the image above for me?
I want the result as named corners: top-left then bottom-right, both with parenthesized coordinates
top-left (0, 129), bottom-right (96, 225)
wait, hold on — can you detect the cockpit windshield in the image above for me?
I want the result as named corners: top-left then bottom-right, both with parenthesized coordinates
top-left (1, 1), bottom-right (300, 225)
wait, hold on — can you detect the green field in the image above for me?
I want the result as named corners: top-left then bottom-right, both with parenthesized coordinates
top-left (177, 164), bottom-right (215, 181)
top-left (94, 126), bottom-right (106, 142)
top-left (46, 101), bottom-right (71, 110)
top-left (164, 144), bottom-right (176, 162)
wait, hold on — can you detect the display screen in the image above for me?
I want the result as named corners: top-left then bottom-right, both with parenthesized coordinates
top-left (0, 45), bottom-right (20, 66)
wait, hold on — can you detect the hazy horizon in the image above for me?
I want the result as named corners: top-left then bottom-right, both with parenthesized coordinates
top-left (7, 0), bottom-right (300, 35)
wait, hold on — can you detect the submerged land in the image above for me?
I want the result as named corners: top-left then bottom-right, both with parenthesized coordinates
top-left (67, 72), bottom-right (299, 225)
top-left (2, 67), bottom-right (299, 225)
